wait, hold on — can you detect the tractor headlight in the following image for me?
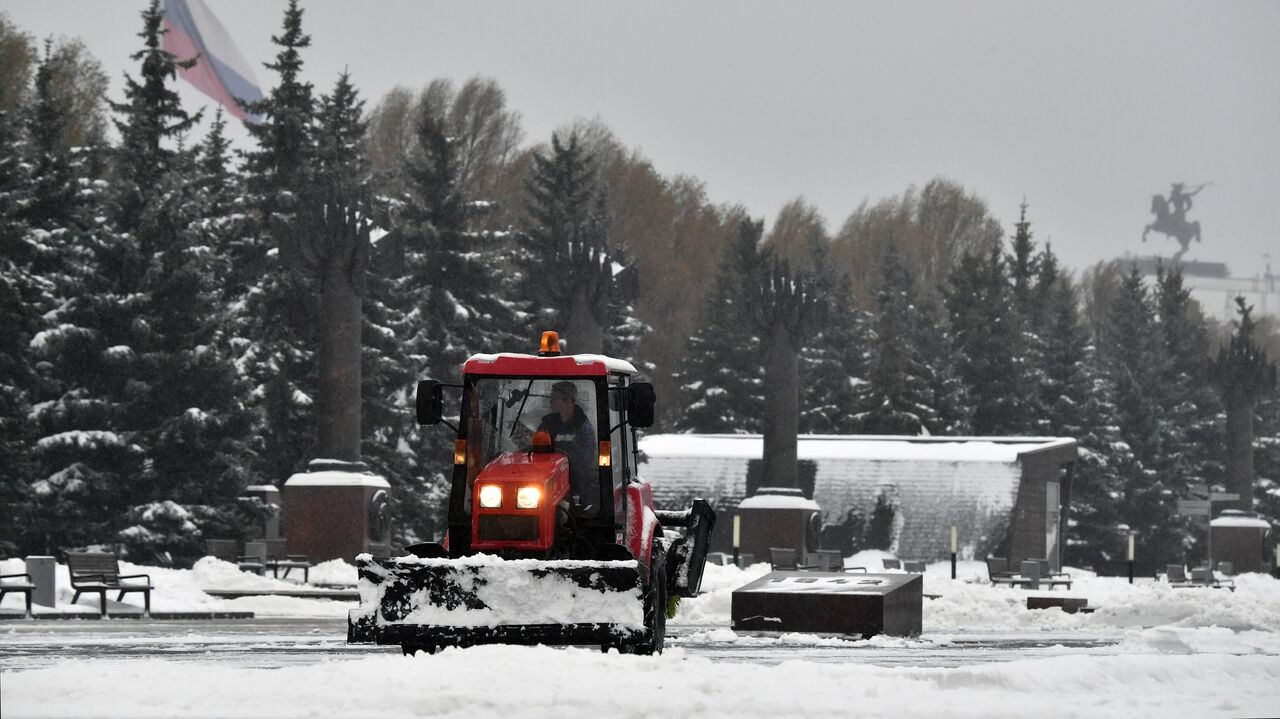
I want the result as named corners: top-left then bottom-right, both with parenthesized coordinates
top-left (516, 486), bottom-right (542, 509)
top-left (479, 484), bottom-right (502, 508)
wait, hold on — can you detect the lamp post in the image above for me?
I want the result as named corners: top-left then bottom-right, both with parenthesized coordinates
top-left (950, 526), bottom-right (958, 580)
top-left (733, 514), bottom-right (741, 568)
top-left (1127, 531), bottom-right (1136, 584)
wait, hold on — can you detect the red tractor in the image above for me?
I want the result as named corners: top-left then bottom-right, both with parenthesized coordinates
top-left (349, 332), bottom-right (715, 655)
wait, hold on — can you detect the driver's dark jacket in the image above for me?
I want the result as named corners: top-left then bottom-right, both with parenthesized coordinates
top-left (537, 406), bottom-right (596, 505)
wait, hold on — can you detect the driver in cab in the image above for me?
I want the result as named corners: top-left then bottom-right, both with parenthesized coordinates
top-left (536, 381), bottom-right (597, 508)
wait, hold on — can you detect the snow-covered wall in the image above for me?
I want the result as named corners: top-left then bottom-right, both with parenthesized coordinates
top-left (639, 434), bottom-right (1074, 560)
top-left (811, 458), bottom-right (1020, 560)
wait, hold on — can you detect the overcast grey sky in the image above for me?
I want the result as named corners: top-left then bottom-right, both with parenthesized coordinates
top-left (5, 0), bottom-right (1278, 277)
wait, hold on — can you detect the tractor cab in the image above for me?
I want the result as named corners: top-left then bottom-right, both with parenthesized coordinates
top-left (415, 331), bottom-right (657, 559)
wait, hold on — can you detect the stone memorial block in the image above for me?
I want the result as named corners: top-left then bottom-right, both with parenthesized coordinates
top-left (283, 460), bottom-right (392, 562)
top-left (25, 556), bottom-right (55, 607)
top-left (1027, 596), bottom-right (1090, 614)
top-left (1210, 510), bottom-right (1272, 574)
top-left (731, 571), bottom-right (922, 637)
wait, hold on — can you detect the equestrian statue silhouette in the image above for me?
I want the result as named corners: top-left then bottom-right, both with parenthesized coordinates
top-left (1143, 182), bottom-right (1209, 261)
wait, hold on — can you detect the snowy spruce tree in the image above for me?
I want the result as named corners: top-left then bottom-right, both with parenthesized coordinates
top-left (1099, 267), bottom-right (1183, 562)
top-left (26, 1), bottom-right (252, 560)
top-left (1005, 206), bottom-right (1049, 420)
top-left (797, 233), bottom-right (864, 435)
top-left (1211, 297), bottom-right (1278, 514)
top-left (674, 219), bottom-right (765, 434)
top-left (108, 0), bottom-right (200, 237)
top-left (379, 99), bottom-right (522, 542)
top-left (1153, 265), bottom-right (1223, 498)
top-left (110, 2), bottom-right (251, 561)
top-left (518, 131), bottom-right (643, 358)
top-left (270, 70), bottom-right (374, 464)
top-left (1252, 393), bottom-right (1280, 537)
top-left (946, 247), bottom-right (1036, 435)
top-left (236, 0), bottom-right (320, 482)
top-left (1036, 267), bottom-right (1131, 564)
top-left (852, 244), bottom-right (939, 435)
top-left (8, 37), bottom-right (117, 554)
top-left (0, 73), bottom-right (42, 554)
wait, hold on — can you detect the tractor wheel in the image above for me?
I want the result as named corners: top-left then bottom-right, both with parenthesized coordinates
top-left (627, 544), bottom-right (667, 656)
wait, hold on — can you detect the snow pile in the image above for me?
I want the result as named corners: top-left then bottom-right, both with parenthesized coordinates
top-left (364, 555), bottom-right (644, 628)
top-left (672, 558), bottom-right (1280, 634)
top-left (6, 646), bottom-right (1279, 718)
top-left (1122, 626), bottom-right (1280, 655)
top-left (0, 557), bottom-right (350, 618)
top-left (308, 557), bottom-right (358, 586)
top-left (674, 627), bottom-right (941, 648)
top-left (672, 559), bottom-right (771, 625)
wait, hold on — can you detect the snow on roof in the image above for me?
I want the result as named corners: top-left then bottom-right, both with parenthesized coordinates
top-left (639, 434), bottom-right (1077, 560)
top-left (465, 352), bottom-right (639, 375)
top-left (1210, 515), bottom-right (1272, 529)
top-left (737, 494), bottom-right (821, 511)
top-left (640, 434), bottom-right (1074, 462)
top-left (284, 471), bottom-right (390, 489)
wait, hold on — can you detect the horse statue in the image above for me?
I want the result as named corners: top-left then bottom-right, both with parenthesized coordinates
top-left (1143, 190), bottom-right (1202, 261)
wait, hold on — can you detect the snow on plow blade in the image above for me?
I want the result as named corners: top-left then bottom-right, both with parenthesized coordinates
top-left (348, 554), bottom-right (645, 649)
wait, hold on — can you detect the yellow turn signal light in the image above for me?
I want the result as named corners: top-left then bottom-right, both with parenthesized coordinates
top-left (454, 439), bottom-right (467, 465)
top-left (478, 484), bottom-right (502, 508)
top-left (516, 486), bottom-right (542, 509)
top-left (598, 440), bottom-right (611, 467)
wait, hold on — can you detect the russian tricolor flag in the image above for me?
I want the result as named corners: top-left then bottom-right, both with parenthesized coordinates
top-left (162, 0), bottom-right (264, 123)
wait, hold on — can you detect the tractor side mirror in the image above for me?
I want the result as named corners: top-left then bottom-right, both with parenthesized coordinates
top-left (416, 379), bottom-right (444, 425)
top-left (628, 382), bottom-right (656, 428)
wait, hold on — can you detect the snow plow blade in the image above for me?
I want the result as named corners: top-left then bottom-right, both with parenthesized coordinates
top-left (348, 554), bottom-right (645, 650)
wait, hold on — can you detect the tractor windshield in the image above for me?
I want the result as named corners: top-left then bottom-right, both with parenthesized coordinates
top-left (467, 378), bottom-right (601, 516)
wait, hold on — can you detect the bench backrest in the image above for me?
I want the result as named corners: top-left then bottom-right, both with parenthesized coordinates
top-left (986, 557), bottom-right (1009, 578)
top-left (812, 549), bottom-right (843, 571)
top-left (882, 558), bottom-right (902, 570)
top-left (769, 547), bottom-right (800, 570)
top-left (903, 560), bottom-right (926, 573)
top-left (1166, 564), bottom-right (1187, 582)
top-left (263, 538), bottom-right (290, 561)
top-left (66, 552), bottom-right (120, 585)
top-left (1190, 567), bottom-right (1213, 585)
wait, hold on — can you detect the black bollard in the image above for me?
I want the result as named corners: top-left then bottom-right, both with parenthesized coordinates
top-left (951, 552), bottom-right (957, 580)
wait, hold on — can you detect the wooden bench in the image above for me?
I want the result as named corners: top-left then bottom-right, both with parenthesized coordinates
top-left (810, 549), bottom-right (866, 572)
top-left (1091, 559), bottom-right (1161, 579)
top-left (0, 572), bottom-right (36, 617)
top-left (262, 539), bottom-right (311, 582)
top-left (205, 539), bottom-right (265, 575)
top-left (66, 552), bottom-right (152, 616)
top-left (1020, 560), bottom-right (1073, 591)
top-left (986, 557), bottom-right (1034, 587)
top-left (1167, 564), bottom-right (1233, 590)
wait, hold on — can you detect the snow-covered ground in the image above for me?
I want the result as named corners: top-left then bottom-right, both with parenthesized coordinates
top-left (0, 556), bottom-right (355, 618)
top-left (4, 554), bottom-right (1280, 717)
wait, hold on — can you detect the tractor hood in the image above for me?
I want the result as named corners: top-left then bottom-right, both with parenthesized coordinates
top-left (470, 450), bottom-right (571, 552)
top-left (476, 450), bottom-right (570, 487)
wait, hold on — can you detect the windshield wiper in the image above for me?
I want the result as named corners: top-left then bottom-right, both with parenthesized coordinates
top-left (508, 379), bottom-right (535, 438)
